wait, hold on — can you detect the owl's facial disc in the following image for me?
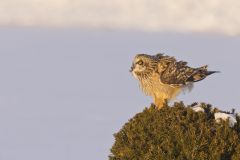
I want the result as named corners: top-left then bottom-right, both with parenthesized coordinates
top-left (131, 59), bottom-right (146, 74)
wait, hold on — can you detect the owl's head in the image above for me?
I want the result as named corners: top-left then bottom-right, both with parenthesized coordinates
top-left (130, 54), bottom-right (157, 79)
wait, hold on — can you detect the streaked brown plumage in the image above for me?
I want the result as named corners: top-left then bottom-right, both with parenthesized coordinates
top-left (130, 53), bottom-right (218, 109)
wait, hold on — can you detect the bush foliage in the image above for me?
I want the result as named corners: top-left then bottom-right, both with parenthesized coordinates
top-left (109, 102), bottom-right (240, 160)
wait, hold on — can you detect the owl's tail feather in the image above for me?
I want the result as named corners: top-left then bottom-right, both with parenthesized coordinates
top-left (206, 71), bottom-right (220, 76)
top-left (187, 66), bottom-right (220, 82)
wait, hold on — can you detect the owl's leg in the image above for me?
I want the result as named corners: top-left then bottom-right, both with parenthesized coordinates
top-left (154, 96), bottom-right (168, 110)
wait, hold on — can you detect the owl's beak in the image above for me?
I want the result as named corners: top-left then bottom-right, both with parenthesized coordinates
top-left (129, 64), bottom-right (135, 72)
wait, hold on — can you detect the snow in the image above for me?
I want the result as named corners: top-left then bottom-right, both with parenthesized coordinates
top-left (190, 104), bottom-right (238, 127)
top-left (192, 106), bottom-right (205, 112)
top-left (237, 113), bottom-right (240, 117)
top-left (214, 112), bottom-right (237, 127)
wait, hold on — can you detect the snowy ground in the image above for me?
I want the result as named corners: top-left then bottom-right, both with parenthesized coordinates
top-left (0, 28), bottom-right (239, 160)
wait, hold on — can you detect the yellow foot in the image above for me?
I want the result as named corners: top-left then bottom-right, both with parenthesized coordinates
top-left (154, 99), bottom-right (168, 110)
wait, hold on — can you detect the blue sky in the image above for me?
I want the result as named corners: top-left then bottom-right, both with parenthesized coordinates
top-left (0, 1), bottom-right (239, 160)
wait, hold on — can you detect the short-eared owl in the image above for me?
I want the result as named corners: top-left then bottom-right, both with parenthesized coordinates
top-left (130, 53), bottom-right (218, 109)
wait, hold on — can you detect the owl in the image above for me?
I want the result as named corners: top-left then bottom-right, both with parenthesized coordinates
top-left (130, 53), bottom-right (218, 109)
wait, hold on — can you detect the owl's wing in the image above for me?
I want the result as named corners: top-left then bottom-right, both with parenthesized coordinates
top-left (154, 54), bottom-right (177, 72)
top-left (160, 60), bottom-right (214, 86)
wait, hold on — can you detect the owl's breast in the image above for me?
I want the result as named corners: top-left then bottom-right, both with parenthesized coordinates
top-left (139, 73), bottom-right (162, 96)
top-left (139, 73), bottom-right (182, 99)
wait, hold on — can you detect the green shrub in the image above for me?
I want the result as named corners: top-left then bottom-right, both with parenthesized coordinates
top-left (109, 102), bottom-right (240, 160)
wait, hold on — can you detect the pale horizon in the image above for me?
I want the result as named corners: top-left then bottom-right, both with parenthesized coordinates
top-left (0, 0), bottom-right (239, 35)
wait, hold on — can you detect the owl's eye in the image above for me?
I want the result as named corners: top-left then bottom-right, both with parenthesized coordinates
top-left (136, 60), bottom-right (143, 65)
